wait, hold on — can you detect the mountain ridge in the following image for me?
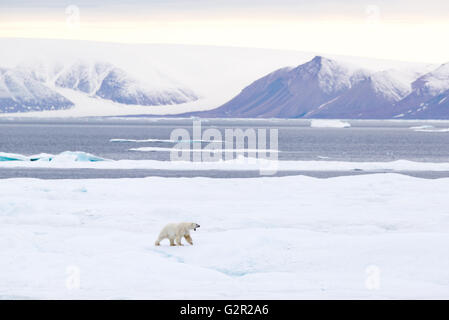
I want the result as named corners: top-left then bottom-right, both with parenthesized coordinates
top-left (189, 56), bottom-right (449, 119)
top-left (0, 38), bottom-right (444, 118)
top-left (0, 59), bottom-right (199, 113)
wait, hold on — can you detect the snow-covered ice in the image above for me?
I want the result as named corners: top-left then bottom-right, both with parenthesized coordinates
top-left (0, 174), bottom-right (448, 299)
top-left (4, 152), bottom-right (449, 172)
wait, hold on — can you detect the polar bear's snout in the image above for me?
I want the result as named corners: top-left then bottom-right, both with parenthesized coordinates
top-left (194, 223), bottom-right (200, 231)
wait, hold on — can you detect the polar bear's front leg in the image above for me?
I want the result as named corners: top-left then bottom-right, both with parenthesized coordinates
top-left (184, 234), bottom-right (193, 245)
top-left (175, 235), bottom-right (184, 246)
top-left (169, 238), bottom-right (176, 246)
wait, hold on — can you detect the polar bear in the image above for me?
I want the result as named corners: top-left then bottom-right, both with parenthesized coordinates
top-left (155, 222), bottom-right (200, 246)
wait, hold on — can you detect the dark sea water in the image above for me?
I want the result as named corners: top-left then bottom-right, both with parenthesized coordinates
top-left (1, 118), bottom-right (449, 179)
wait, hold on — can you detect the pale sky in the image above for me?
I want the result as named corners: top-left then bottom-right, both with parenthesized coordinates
top-left (0, 0), bottom-right (448, 63)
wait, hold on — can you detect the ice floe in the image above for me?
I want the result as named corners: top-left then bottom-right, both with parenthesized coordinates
top-left (310, 119), bottom-right (351, 128)
top-left (410, 125), bottom-right (449, 132)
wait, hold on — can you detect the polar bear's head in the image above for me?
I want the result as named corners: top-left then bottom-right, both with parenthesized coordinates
top-left (189, 223), bottom-right (200, 231)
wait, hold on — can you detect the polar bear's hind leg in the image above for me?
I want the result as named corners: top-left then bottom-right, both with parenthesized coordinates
top-left (155, 234), bottom-right (165, 246)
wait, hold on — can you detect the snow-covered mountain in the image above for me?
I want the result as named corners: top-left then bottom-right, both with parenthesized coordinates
top-left (393, 63), bottom-right (449, 118)
top-left (306, 69), bottom-right (421, 119)
top-left (0, 68), bottom-right (73, 113)
top-left (0, 38), bottom-right (322, 116)
top-left (95, 66), bottom-right (197, 106)
top-left (53, 61), bottom-right (198, 106)
top-left (192, 56), bottom-right (446, 119)
top-left (0, 56), bottom-right (199, 113)
top-left (197, 56), bottom-right (370, 118)
top-left (0, 38), bottom-right (444, 118)
top-left (54, 61), bottom-right (110, 94)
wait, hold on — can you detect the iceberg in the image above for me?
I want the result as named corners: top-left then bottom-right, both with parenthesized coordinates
top-left (310, 119), bottom-right (351, 128)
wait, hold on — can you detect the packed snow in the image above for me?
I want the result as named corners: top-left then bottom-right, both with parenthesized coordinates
top-left (310, 120), bottom-right (351, 128)
top-left (0, 174), bottom-right (448, 299)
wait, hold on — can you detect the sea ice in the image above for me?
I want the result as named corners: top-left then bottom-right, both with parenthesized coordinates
top-left (0, 174), bottom-right (448, 299)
